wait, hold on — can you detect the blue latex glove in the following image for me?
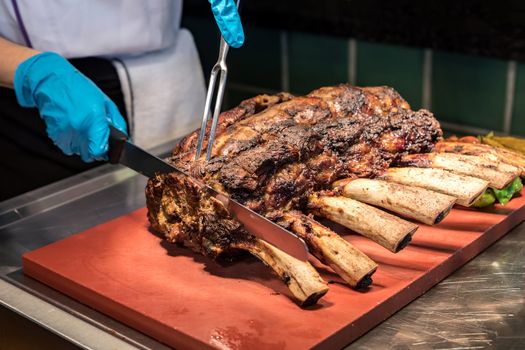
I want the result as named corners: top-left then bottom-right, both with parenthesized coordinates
top-left (209, 0), bottom-right (245, 48)
top-left (14, 52), bottom-right (128, 162)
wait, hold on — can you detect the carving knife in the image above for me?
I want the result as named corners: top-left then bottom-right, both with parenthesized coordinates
top-left (108, 127), bottom-right (309, 261)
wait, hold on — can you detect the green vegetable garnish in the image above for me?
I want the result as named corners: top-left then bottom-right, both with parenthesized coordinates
top-left (474, 178), bottom-right (523, 207)
top-left (493, 177), bottom-right (523, 205)
top-left (473, 189), bottom-right (496, 208)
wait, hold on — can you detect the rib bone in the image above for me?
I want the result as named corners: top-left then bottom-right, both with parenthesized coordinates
top-left (247, 238), bottom-right (328, 306)
top-left (399, 153), bottom-right (519, 189)
top-left (381, 167), bottom-right (489, 207)
top-left (146, 173), bottom-right (329, 306)
top-left (275, 211), bottom-right (378, 288)
top-left (335, 178), bottom-right (456, 225)
top-left (435, 141), bottom-right (525, 177)
top-left (309, 194), bottom-right (418, 252)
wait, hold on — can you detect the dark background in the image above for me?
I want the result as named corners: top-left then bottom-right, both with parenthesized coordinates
top-left (184, 0), bottom-right (525, 62)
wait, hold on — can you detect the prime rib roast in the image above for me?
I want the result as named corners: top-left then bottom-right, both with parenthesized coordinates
top-left (145, 84), bottom-right (522, 306)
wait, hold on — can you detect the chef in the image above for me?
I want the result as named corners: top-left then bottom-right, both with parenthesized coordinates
top-left (0, 0), bottom-right (243, 200)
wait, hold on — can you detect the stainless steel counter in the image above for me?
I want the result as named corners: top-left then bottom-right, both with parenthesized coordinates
top-left (1, 156), bottom-right (525, 349)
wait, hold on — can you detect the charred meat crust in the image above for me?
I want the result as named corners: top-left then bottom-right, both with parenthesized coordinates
top-left (145, 173), bottom-right (255, 258)
top-left (172, 92), bottom-right (295, 160)
top-left (148, 84), bottom-right (442, 257)
top-left (169, 85), bottom-right (442, 215)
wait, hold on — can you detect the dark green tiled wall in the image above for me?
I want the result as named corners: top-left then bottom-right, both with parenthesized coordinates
top-left (512, 63), bottom-right (525, 135)
top-left (432, 51), bottom-right (507, 131)
top-left (184, 18), bottom-right (514, 134)
top-left (224, 86), bottom-right (266, 109)
top-left (356, 41), bottom-right (424, 109)
top-left (184, 19), bottom-right (281, 90)
top-left (228, 27), bottom-right (282, 91)
top-left (184, 17), bottom-right (281, 107)
top-left (288, 33), bottom-right (348, 95)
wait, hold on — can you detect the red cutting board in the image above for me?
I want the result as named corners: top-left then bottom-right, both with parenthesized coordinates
top-left (23, 193), bottom-right (525, 350)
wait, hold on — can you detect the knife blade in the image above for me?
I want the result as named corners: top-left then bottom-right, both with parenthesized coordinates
top-left (108, 127), bottom-right (309, 261)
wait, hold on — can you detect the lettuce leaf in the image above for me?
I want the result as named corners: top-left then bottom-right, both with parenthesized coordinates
top-left (473, 189), bottom-right (496, 208)
top-left (472, 178), bottom-right (522, 207)
top-left (493, 178), bottom-right (523, 205)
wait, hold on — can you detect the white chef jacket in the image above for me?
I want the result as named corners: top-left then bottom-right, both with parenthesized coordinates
top-left (0, 0), bottom-right (205, 149)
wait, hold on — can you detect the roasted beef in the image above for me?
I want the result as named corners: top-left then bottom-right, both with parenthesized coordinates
top-left (145, 84), bottom-right (443, 305)
top-left (170, 85), bottom-right (441, 213)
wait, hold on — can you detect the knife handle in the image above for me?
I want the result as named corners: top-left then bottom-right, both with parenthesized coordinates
top-left (108, 126), bottom-right (128, 164)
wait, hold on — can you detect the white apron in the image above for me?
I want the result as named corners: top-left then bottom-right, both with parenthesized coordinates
top-left (113, 29), bottom-right (206, 149)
